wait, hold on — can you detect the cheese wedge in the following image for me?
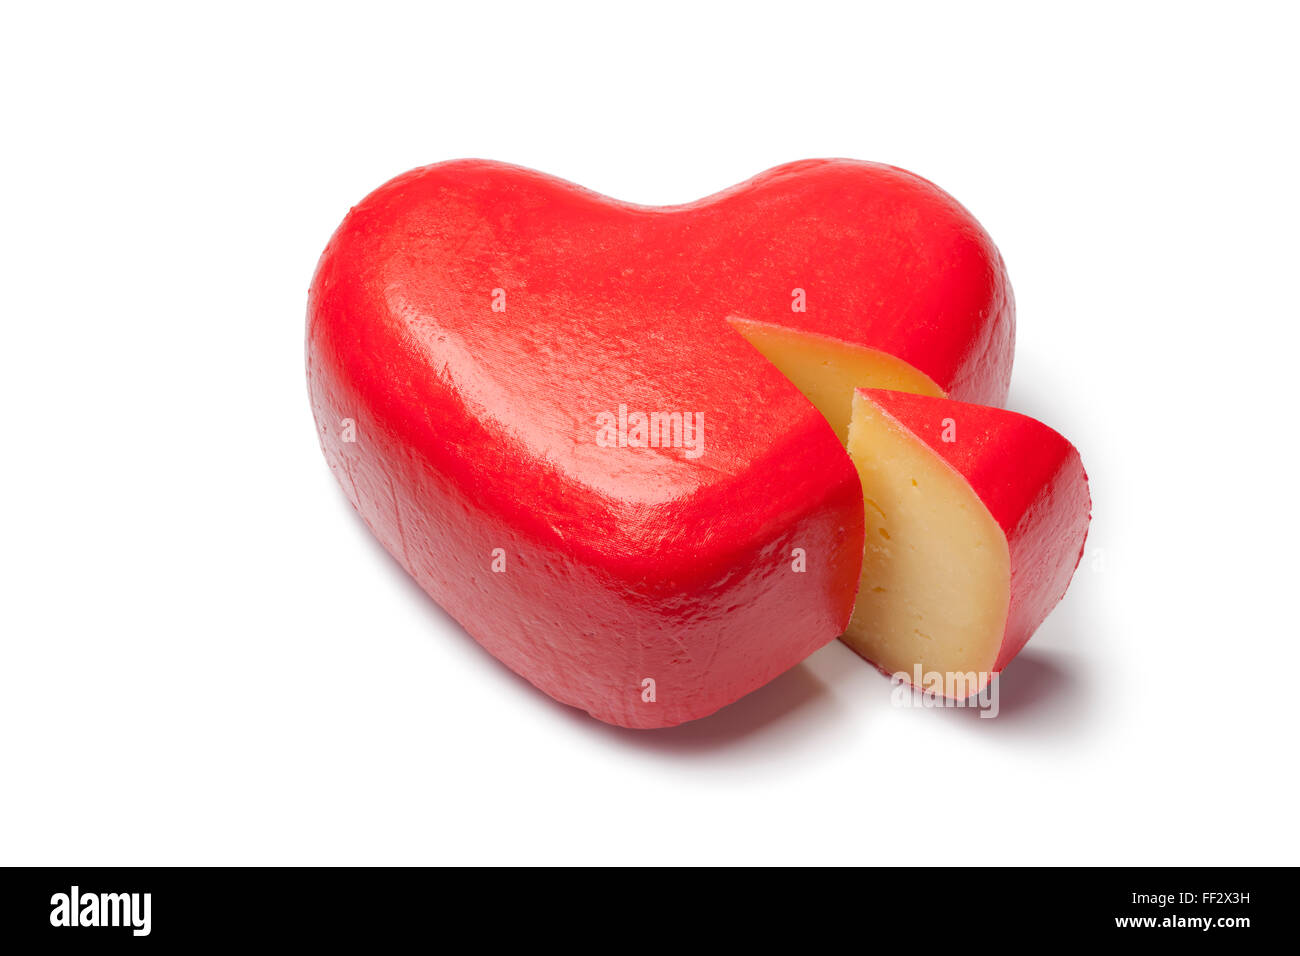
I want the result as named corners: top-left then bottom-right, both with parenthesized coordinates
top-left (731, 321), bottom-right (1090, 697)
top-left (845, 389), bottom-right (1090, 695)
top-left (845, 391), bottom-right (1010, 694)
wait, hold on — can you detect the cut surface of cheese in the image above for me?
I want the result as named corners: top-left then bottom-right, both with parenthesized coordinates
top-left (844, 391), bottom-right (1011, 695)
top-left (729, 318), bottom-right (945, 442)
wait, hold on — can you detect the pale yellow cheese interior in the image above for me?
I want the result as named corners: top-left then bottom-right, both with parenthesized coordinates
top-left (844, 392), bottom-right (1009, 696)
top-left (728, 318), bottom-right (945, 442)
top-left (731, 318), bottom-right (1008, 698)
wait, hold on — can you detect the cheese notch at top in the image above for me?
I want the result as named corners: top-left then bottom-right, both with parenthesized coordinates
top-left (729, 317), bottom-right (945, 442)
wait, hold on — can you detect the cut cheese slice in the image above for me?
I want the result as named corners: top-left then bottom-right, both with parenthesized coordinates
top-left (845, 388), bottom-right (1090, 696)
top-left (731, 316), bottom-right (1090, 698)
top-left (845, 392), bottom-right (1011, 695)
top-left (729, 318), bottom-right (945, 442)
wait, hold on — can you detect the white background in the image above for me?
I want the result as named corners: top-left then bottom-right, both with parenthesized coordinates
top-left (2, 2), bottom-right (1297, 866)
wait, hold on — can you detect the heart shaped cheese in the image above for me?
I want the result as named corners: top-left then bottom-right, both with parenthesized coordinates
top-left (307, 159), bottom-right (1015, 727)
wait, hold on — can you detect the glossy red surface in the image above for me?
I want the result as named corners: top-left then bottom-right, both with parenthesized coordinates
top-left (307, 159), bottom-right (1015, 727)
top-left (859, 389), bottom-right (1091, 674)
